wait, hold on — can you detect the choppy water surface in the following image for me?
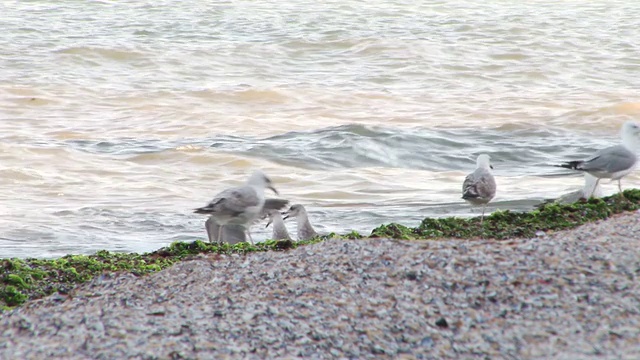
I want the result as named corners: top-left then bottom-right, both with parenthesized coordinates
top-left (1, 1), bottom-right (639, 258)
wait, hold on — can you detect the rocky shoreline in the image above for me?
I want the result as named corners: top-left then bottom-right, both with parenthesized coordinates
top-left (3, 191), bottom-right (639, 312)
top-left (1, 208), bottom-right (639, 358)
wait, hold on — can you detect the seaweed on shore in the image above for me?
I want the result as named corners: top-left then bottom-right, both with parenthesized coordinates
top-left (370, 189), bottom-right (640, 240)
top-left (1, 189), bottom-right (639, 310)
top-left (0, 238), bottom-right (325, 310)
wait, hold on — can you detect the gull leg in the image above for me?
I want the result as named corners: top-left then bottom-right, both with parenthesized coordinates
top-left (477, 204), bottom-right (488, 241)
top-left (205, 218), bottom-right (214, 244)
top-left (618, 179), bottom-right (627, 201)
top-left (217, 225), bottom-right (224, 246)
top-left (246, 229), bottom-right (255, 245)
top-left (589, 178), bottom-right (600, 198)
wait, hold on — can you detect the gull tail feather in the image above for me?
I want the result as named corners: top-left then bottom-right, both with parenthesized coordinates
top-left (462, 188), bottom-right (480, 200)
top-left (263, 199), bottom-right (289, 211)
top-left (555, 161), bottom-right (584, 170)
top-left (194, 198), bottom-right (225, 215)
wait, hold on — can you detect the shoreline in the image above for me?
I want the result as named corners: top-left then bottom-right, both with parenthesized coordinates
top-left (0, 208), bottom-right (639, 358)
top-left (1, 190), bottom-right (640, 311)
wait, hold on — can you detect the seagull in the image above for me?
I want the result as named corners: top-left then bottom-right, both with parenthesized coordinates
top-left (265, 210), bottom-right (292, 241)
top-left (462, 154), bottom-right (496, 225)
top-left (194, 170), bottom-right (278, 245)
top-left (283, 204), bottom-right (318, 241)
top-left (557, 121), bottom-right (640, 198)
top-left (205, 198), bottom-right (289, 244)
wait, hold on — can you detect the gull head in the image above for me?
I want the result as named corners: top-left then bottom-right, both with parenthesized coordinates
top-left (265, 210), bottom-right (281, 228)
top-left (621, 121), bottom-right (640, 148)
top-left (283, 204), bottom-right (305, 220)
top-left (476, 154), bottom-right (493, 170)
top-left (247, 170), bottom-right (278, 195)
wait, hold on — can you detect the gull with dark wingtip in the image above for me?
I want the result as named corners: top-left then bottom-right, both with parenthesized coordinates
top-left (205, 198), bottom-right (289, 244)
top-left (557, 121), bottom-right (640, 198)
top-left (194, 170), bottom-right (279, 245)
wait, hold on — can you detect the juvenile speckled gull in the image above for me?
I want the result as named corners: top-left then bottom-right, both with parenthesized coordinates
top-left (462, 154), bottom-right (496, 225)
top-left (558, 121), bottom-right (640, 198)
top-left (283, 204), bottom-right (318, 241)
top-left (265, 210), bottom-right (292, 241)
top-left (555, 173), bottom-right (603, 205)
top-left (194, 170), bottom-right (278, 245)
top-left (205, 198), bottom-right (289, 244)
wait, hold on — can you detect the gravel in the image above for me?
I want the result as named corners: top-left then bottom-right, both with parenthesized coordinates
top-left (2, 211), bottom-right (640, 359)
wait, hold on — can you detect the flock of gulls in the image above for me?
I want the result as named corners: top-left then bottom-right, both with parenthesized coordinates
top-left (194, 174), bottom-right (318, 244)
top-left (194, 121), bottom-right (640, 244)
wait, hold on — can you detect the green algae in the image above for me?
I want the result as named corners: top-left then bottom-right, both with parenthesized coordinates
top-left (0, 285), bottom-right (28, 308)
top-left (2, 189), bottom-right (639, 310)
top-left (370, 189), bottom-right (640, 240)
top-left (370, 223), bottom-right (417, 240)
top-left (344, 230), bottom-right (363, 239)
top-left (0, 238), bottom-right (325, 310)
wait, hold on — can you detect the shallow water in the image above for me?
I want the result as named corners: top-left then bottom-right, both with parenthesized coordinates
top-left (1, 1), bottom-right (639, 258)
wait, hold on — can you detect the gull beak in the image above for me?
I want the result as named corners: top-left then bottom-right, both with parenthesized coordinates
top-left (269, 185), bottom-right (279, 195)
top-left (282, 212), bottom-right (290, 221)
top-left (490, 165), bottom-right (494, 170)
top-left (265, 220), bottom-right (272, 228)
top-left (193, 206), bottom-right (212, 214)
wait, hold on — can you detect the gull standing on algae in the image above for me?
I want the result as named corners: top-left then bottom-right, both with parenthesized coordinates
top-left (283, 204), bottom-right (318, 241)
top-left (557, 121), bottom-right (640, 198)
top-left (462, 154), bottom-right (496, 225)
top-left (194, 170), bottom-right (279, 245)
top-left (205, 198), bottom-right (289, 244)
top-left (265, 210), bottom-right (292, 241)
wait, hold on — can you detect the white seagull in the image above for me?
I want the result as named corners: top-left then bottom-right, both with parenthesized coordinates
top-left (558, 121), bottom-right (640, 198)
top-left (194, 170), bottom-right (278, 245)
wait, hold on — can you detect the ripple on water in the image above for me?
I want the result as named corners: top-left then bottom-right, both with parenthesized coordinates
top-left (30, 122), bottom-right (629, 178)
top-left (54, 46), bottom-right (148, 61)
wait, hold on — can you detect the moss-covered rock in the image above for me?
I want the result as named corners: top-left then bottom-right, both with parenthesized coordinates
top-left (1, 189), bottom-right (639, 311)
top-left (0, 285), bottom-right (28, 308)
top-left (370, 223), bottom-right (417, 240)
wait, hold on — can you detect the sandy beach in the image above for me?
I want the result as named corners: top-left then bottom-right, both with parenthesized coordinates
top-left (1, 211), bottom-right (639, 359)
